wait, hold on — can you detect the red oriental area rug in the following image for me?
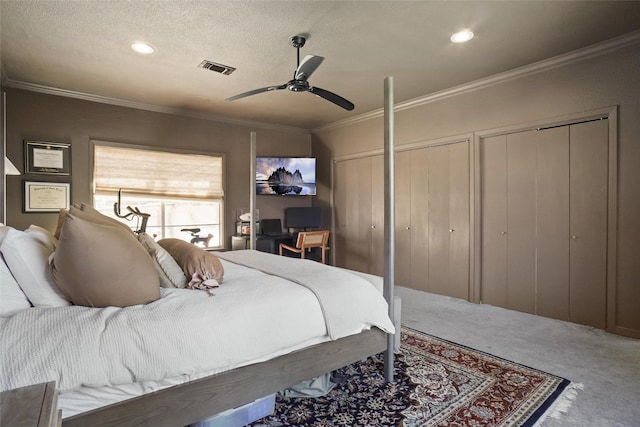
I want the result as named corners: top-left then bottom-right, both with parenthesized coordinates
top-left (253, 327), bottom-right (578, 426)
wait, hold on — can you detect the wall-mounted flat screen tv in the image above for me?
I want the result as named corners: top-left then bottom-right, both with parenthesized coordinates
top-left (256, 157), bottom-right (316, 195)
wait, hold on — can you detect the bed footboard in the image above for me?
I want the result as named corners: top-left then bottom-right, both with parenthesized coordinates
top-left (62, 328), bottom-right (388, 427)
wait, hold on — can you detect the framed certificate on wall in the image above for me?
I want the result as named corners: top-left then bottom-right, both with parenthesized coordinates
top-left (23, 181), bottom-right (71, 212)
top-left (24, 141), bottom-right (71, 175)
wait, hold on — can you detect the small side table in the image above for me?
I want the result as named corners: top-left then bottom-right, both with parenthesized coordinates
top-left (0, 381), bottom-right (61, 426)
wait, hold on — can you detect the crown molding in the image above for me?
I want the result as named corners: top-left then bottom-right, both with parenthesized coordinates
top-left (2, 80), bottom-right (311, 135)
top-left (314, 29), bottom-right (640, 133)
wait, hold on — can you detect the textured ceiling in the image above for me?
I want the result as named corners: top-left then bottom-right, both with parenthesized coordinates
top-left (1, 1), bottom-right (639, 130)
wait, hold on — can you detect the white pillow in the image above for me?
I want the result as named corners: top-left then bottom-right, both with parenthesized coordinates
top-left (0, 254), bottom-right (32, 316)
top-left (137, 233), bottom-right (187, 288)
top-left (0, 227), bottom-right (71, 307)
top-left (0, 225), bottom-right (10, 246)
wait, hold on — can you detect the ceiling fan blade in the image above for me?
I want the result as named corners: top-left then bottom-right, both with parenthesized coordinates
top-left (309, 86), bottom-right (355, 111)
top-left (225, 84), bottom-right (286, 102)
top-left (295, 55), bottom-right (324, 80)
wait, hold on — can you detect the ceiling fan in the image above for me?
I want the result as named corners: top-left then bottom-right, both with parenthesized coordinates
top-left (225, 35), bottom-right (355, 111)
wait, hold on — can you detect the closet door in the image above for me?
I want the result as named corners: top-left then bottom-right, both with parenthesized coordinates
top-left (334, 157), bottom-right (372, 272)
top-left (370, 155), bottom-right (385, 276)
top-left (535, 126), bottom-right (570, 320)
top-left (427, 145), bottom-right (450, 296)
top-left (333, 160), bottom-right (348, 268)
top-left (395, 150), bottom-right (413, 287)
top-left (569, 119), bottom-right (608, 329)
top-left (428, 142), bottom-right (469, 299)
top-left (480, 135), bottom-right (508, 307)
top-left (409, 147), bottom-right (430, 293)
top-left (448, 142), bottom-right (470, 300)
top-left (334, 155), bottom-right (383, 275)
top-left (480, 119), bottom-right (609, 328)
top-left (505, 131), bottom-right (537, 314)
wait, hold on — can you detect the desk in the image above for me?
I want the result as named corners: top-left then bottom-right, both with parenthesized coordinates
top-left (232, 234), bottom-right (295, 254)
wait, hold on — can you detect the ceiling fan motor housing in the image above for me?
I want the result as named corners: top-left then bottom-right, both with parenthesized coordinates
top-left (287, 79), bottom-right (310, 92)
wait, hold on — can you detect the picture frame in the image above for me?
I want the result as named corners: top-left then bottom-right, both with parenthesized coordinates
top-left (24, 140), bottom-right (71, 175)
top-left (23, 181), bottom-right (71, 213)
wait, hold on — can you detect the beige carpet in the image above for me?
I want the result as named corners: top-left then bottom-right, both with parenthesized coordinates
top-left (397, 286), bottom-right (640, 427)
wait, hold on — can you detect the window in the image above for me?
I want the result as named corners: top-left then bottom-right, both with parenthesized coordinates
top-left (92, 143), bottom-right (224, 248)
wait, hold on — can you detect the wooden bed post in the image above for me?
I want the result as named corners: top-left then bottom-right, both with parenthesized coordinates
top-left (250, 131), bottom-right (257, 250)
top-left (383, 76), bottom-right (395, 382)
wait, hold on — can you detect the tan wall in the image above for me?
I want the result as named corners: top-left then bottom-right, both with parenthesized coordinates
top-left (312, 43), bottom-right (640, 337)
top-left (3, 88), bottom-right (312, 248)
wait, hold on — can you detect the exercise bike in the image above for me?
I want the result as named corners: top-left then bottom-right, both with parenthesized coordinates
top-left (181, 228), bottom-right (214, 248)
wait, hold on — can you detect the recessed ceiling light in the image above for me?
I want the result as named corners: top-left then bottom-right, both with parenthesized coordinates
top-left (131, 42), bottom-right (154, 54)
top-left (450, 30), bottom-right (474, 43)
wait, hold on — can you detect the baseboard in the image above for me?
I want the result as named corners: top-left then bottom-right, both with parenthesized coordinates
top-left (613, 325), bottom-right (640, 340)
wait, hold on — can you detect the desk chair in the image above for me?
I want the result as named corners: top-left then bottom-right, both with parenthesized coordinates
top-left (279, 230), bottom-right (330, 264)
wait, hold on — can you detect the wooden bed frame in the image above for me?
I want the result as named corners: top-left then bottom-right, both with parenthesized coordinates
top-left (64, 77), bottom-right (398, 427)
top-left (62, 328), bottom-right (388, 427)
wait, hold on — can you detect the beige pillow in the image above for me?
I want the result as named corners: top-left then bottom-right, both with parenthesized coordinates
top-left (54, 205), bottom-right (133, 239)
top-left (138, 233), bottom-right (187, 288)
top-left (157, 239), bottom-right (224, 290)
top-left (53, 208), bottom-right (69, 239)
top-left (50, 213), bottom-right (160, 308)
top-left (71, 205), bottom-right (134, 233)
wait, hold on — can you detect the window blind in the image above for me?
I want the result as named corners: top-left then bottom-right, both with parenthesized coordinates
top-left (94, 144), bottom-right (223, 199)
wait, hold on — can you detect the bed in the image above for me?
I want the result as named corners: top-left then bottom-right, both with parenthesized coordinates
top-left (0, 220), bottom-right (394, 427)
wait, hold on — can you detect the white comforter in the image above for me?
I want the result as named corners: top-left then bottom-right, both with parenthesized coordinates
top-left (1, 250), bottom-right (394, 393)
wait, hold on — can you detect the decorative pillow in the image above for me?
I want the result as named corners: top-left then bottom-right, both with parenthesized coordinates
top-left (157, 238), bottom-right (224, 293)
top-left (50, 213), bottom-right (160, 308)
top-left (0, 224), bottom-right (11, 245)
top-left (53, 208), bottom-right (69, 239)
top-left (0, 227), bottom-right (71, 307)
top-left (0, 253), bottom-right (32, 316)
top-left (26, 224), bottom-right (58, 248)
top-left (69, 205), bottom-right (134, 234)
top-left (137, 233), bottom-right (187, 288)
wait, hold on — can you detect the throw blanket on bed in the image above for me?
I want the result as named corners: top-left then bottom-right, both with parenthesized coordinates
top-left (216, 250), bottom-right (393, 339)
top-left (1, 254), bottom-right (393, 393)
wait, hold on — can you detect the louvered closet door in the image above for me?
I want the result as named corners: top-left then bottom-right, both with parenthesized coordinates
top-left (569, 119), bottom-right (608, 329)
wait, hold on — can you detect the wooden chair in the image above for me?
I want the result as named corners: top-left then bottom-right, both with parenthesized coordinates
top-left (279, 230), bottom-right (330, 264)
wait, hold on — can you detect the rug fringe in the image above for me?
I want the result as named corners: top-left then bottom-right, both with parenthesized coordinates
top-left (533, 382), bottom-right (584, 426)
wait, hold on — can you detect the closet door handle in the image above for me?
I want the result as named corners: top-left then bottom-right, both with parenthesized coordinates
top-left (571, 235), bottom-right (578, 240)
top-left (501, 231), bottom-right (507, 235)
top-left (371, 225), bottom-right (376, 229)
top-left (449, 229), bottom-right (454, 233)
top-left (406, 226), bottom-right (411, 230)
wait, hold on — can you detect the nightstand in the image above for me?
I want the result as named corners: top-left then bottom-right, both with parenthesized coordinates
top-left (0, 381), bottom-right (61, 426)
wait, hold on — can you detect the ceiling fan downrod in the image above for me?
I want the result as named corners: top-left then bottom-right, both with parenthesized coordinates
top-left (291, 35), bottom-right (306, 75)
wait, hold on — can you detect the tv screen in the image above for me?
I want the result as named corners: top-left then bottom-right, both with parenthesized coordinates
top-left (256, 157), bottom-right (316, 195)
top-left (285, 207), bottom-right (322, 229)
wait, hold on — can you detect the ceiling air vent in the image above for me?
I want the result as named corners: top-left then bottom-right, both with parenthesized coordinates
top-left (198, 60), bottom-right (236, 75)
